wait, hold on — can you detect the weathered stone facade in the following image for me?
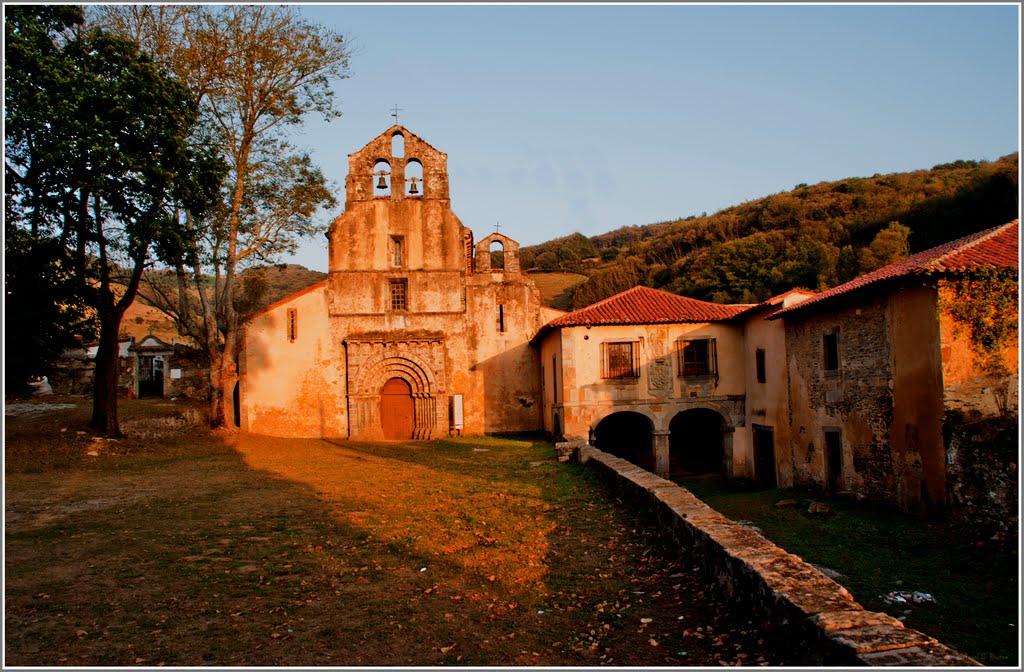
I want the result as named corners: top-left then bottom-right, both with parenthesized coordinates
top-left (780, 277), bottom-right (1016, 514)
top-left (239, 126), bottom-right (559, 439)
top-left (50, 337), bottom-right (207, 400)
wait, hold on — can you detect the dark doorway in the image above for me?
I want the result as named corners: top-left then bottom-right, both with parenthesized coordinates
top-left (232, 382), bottom-right (240, 428)
top-left (669, 409), bottom-right (725, 476)
top-left (593, 412), bottom-right (653, 471)
top-left (138, 355), bottom-right (164, 398)
top-left (753, 425), bottom-right (777, 488)
top-left (825, 430), bottom-right (843, 493)
top-left (381, 377), bottom-right (415, 440)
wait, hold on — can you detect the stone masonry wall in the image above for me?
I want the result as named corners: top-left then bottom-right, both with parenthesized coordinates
top-left (785, 295), bottom-right (897, 502)
top-left (568, 443), bottom-right (980, 666)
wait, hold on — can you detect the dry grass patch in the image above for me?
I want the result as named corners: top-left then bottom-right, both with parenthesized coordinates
top-left (6, 399), bottom-right (779, 666)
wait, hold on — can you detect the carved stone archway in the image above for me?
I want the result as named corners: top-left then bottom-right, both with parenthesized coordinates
top-left (344, 336), bottom-right (447, 440)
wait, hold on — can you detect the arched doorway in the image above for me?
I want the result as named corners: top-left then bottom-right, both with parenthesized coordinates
top-left (669, 409), bottom-right (726, 476)
top-left (380, 377), bottom-right (415, 439)
top-left (594, 412), bottom-right (654, 471)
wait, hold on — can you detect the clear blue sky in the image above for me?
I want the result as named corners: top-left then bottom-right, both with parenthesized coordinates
top-left (284, 3), bottom-right (1020, 272)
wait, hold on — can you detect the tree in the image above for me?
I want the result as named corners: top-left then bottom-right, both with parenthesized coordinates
top-left (5, 6), bottom-right (223, 434)
top-left (3, 228), bottom-right (95, 396)
top-left (93, 5), bottom-right (351, 427)
top-left (860, 221), bottom-right (911, 274)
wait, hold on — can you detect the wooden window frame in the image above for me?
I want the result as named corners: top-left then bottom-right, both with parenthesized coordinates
top-left (389, 278), bottom-right (408, 311)
top-left (678, 337), bottom-right (718, 383)
top-left (602, 341), bottom-right (639, 380)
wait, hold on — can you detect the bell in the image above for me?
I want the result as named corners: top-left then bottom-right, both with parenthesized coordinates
top-left (408, 179), bottom-right (419, 195)
top-left (376, 175), bottom-right (388, 190)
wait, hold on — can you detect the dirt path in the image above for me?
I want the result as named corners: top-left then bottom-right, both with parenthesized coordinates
top-left (5, 400), bottom-right (779, 666)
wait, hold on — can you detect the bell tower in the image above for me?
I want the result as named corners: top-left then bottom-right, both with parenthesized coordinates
top-left (344, 125), bottom-right (451, 207)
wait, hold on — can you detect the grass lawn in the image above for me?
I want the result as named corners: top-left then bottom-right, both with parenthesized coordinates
top-left (5, 398), bottom-right (777, 667)
top-left (676, 474), bottom-right (1020, 667)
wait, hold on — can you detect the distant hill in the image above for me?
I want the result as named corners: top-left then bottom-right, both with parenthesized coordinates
top-left (528, 272), bottom-right (588, 311)
top-left (521, 153), bottom-right (1019, 308)
top-left (126, 263), bottom-right (327, 345)
top-left (244, 264), bottom-right (328, 307)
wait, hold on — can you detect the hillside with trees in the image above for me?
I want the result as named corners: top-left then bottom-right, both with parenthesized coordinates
top-left (522, 154), bottom-right (1018, 308)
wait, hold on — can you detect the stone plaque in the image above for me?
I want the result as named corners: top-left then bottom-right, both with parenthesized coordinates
top-left (648, 357), bottom-right (672, 396)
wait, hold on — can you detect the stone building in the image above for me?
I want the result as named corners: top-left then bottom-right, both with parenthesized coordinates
top-left (237, 123), bottom-right (1017, 517)
top-left (771, 219), bottom-right (1019, 513)
top-left (533, 220), bottom-right (1017, 515)
top-left (532, 285), bottom-right (813, 485)
top-left (239, 125), bottom-right (560, 439)
top-left (50, 335), bottom-right (206, 399)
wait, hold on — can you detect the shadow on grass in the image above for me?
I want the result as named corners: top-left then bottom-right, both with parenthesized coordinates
top-left (674, 473), bottom-right (1020, 667)
top-left (6, 404), bottom-right (776, 666)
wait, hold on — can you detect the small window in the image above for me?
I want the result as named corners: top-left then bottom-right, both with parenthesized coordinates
top-left (389, 279), bottom-right (407, 311)
top-left (287, 308), bottom-right (297, 342)
top-left (755, 348), bottom-right (766, 384)
top-left (823, 331), bottom-right (840, 371)
top-left (498, 304), bottom-right (505, 333)
top-left (551, 355), bottom-right (558, 403)
top-left (391, 236), bottom-right (404, 267)
top-left (679, 338), bottom-right (718, 379)
top-left (603, 341), bottom-right (639, 379)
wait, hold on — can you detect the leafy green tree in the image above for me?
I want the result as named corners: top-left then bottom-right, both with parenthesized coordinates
top-left (93, 5), bottom-right (351, 427)
top-left (836, 245), bottom-right (862, 284)
top-left (570, 257), bottom-right (645, 309)
top-left (693, 233), bottom-right (787, 303)
top-left (5, 5), bottom-right (223, 434)
top-left (3, 228), bottom-right (95, 396)
top-left (860, 221), bottom-right (911, 273)
top-left (535, 251), bottom-right (559, 272)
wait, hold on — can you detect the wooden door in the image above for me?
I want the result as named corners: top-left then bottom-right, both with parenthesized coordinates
top-left (753, 426), bottom-right (777, 488)
top-left (380, 377), bottom-right (415, 439)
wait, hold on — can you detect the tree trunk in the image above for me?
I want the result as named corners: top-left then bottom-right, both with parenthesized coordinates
top-left (90, 306), bottom-right (123, 437)
top-left (220, 336), bottom-right (238, 428)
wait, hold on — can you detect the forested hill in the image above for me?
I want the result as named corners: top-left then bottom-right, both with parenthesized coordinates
top-left (520, 153), bottom-right (1019, 309)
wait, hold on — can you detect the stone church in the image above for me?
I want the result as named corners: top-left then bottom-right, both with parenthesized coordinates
top-left (239, 125), bottom-right (561, 439)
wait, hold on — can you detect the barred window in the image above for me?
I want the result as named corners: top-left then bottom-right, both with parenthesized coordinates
top-left (287, 308), bottom-right (297, 342)
top-left (603, 341), bottom-right (638, 379)
top-left (679, 338), bottom-right (718, 380)
top-left (389, 279), bottom-right (407, 311)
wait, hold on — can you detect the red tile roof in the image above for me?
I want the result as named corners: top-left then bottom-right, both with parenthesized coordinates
top-left (773, 219), bottom-right (1019, 319)
top-left (730, 288), bottom-right (818, 320)
top-left (540, 285), bottom-right (753, 334)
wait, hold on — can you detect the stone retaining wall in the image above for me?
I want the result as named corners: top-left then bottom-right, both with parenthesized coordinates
top-left (570, 443), bottom-right (980, 666)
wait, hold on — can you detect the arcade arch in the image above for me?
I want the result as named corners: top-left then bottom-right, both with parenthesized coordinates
top-left (593, 411), bottom-right (654, 472)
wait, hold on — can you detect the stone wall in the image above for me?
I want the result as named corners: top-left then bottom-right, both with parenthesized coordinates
top-left (944, 414), bottom-right (1019, 534)
top-left (785, 294), bottom-right (899, 503)
top-left (572, 444), bottom-right (980, 666)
